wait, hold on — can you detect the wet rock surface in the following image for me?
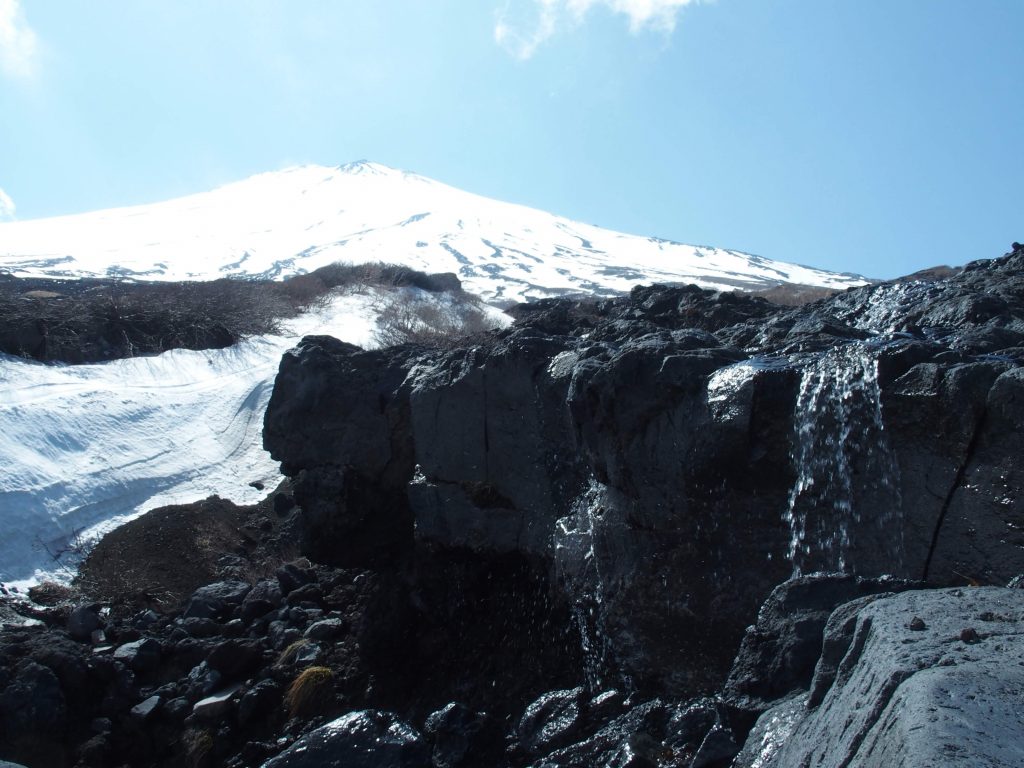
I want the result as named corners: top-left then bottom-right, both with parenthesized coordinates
top-left (2, 245), bottom-right (1023, 766)
top-left (735, 587), bottom-right (1024, 768)
top-left (264, 244), bottom-right (1024, 698)
top-left (721, 574), bottom-right (922, 738)
top-left (263, 710), bottom-right (430, 768)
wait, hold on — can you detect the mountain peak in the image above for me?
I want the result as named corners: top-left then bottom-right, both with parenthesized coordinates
top-left (336, 160), bottom-right (400, 177)
top-left (0, 165), bottom-right (868, 302)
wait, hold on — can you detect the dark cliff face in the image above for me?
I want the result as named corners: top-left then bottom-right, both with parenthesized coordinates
top-left (263, 245), bottom-right (1024, 705)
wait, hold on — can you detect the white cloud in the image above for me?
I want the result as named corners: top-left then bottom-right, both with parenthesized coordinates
top-left (496, 0), bottom-right (702, 59)
top-left (495, 0), bottom-right (559, 61)
top-left (0, 0), bottom-right (39, 80)
top-left (0, 187), bottom-right (15, 221)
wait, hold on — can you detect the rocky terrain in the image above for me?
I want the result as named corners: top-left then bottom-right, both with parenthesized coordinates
top-left (1, 244), bottom-right (1022, 767)
top-left (0, 262), bottom-right (473, 364)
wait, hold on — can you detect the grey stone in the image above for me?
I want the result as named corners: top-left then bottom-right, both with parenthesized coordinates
top-left (67, 603), bottom-right (103, 640)
top-left (0, 603), bottom-right (42, 629)
top-left (135, 608), bottom-right (160, 628)
top-left (262, 710), bottom-right (429, 767)
top-left (261, 249), bottom-right (1024, 703)
top-left (304, 618), bottom-right (345, 640)
top-left (112, 638), bottom-right (161, 674)
top-left (513, 696), bottom-right (715, 768)
top-left (185, 661), bottom-right (222, 699)
top-left (192, 684), bottom-right (242, 720)
top-left (285, 584), bottom-right (323, 607)
top-left (691, 722), bottom-right (740, 768)
top-left (164, 697), bottom-right (191, 720)
top-left (241, 578), bottom-right (283, 624)
top-left (130, 695), bottom-right (162, 721)
top-left (922, 366), bottom-right (1024, 585)
top-left (183, 580), bottom-right (251, 620)
top-left (733, 694), bottom-right (808, 768)
top-left (291, 641), bottom-right (321, 666)
top-left (514, 687), bottom-right (586, 758)
top-left (723, 574), bottom-right (917, 733)
top-left (268, 620), bottom-right (302, 650)
top-left (736, 587), bottom-right (1024, 767)
top-left (222, 618), bottom-right (246, 637)
top-left (275, 562), bottom-right (316, 595)
top-left (183, 616), bottom-right (220, 637)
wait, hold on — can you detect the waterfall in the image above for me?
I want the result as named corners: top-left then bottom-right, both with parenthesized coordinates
top-left (553, 479), bottom-right (617, 692)
top-left (785, 343), bottom-right (902, 575)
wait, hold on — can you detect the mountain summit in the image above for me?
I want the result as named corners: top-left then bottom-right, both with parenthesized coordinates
top-left (0, 162), bottom-right (866, 304)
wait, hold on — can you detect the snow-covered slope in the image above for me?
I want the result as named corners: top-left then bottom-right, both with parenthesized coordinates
top-left (0, 289), bottom-right (417, 587)
top-left (0, 162), bottom-right (866, 303)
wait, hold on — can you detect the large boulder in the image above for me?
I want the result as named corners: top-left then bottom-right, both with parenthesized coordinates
top-left (262, 710), bottom-right (429, 768)
top-left (182, 580), bottom-right (251, 620)
top-left (735, 586), bottom-right (1024, 767)
top-left (722, 574), bottom-right (919, 737)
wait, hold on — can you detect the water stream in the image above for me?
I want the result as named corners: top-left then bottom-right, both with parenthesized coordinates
top-left (554, 479), bottom-right (616, 691)
top-left (784, 343), bottom-right (903, 575)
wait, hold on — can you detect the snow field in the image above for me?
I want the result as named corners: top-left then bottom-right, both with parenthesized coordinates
top-left (0, 288), bottom-right (449, 587)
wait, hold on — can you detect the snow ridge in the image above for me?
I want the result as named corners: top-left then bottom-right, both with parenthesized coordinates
top-left (0, 163), bottom-right (867, 304)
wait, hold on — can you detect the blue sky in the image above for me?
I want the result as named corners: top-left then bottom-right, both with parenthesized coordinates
top-left (0, 0), bottom-right (1021, 279)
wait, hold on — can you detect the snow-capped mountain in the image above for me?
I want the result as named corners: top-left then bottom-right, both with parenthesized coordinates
top-left (0, 161), bottom-right (868, 588)
top-left (0, 161), bottom-right (866, 303)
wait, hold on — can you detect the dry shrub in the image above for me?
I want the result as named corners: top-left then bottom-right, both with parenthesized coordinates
top-left (278, 273), bottom-right (328, 306)
top-left (26, 580), bottom-right (75, 606)
top-left (751, 282), bottom-right (839, 306)
top-left (309, 261), bottom-right (460, 294)
top-left (285, 666), bottom-right (335, 719)
top-left (276, 638), bottom-right (312, 668)
top-left (373, 293), bottom-right (498, 348)
top-left (0, 277), bottom-right (304, 362)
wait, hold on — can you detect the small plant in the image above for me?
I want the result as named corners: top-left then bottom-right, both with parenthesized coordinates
top-left (276, 638), bottom-right (312, 668)
top-left (285, 666), bottom-right (335, 719)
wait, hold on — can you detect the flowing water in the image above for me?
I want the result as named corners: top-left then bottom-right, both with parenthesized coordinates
top-left (784, 343), bottom-right (903, 575)
top-left (553, 479), bottom-right (617, 691)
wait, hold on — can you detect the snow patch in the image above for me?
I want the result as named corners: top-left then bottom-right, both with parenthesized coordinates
top-left (0, 289), bottom-right (465, 587)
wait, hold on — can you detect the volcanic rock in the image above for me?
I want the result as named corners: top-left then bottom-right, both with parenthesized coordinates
top-left (262, 710), bottom-right (430, 768)
top-left (735, 586), bottom-right (1024, 767)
